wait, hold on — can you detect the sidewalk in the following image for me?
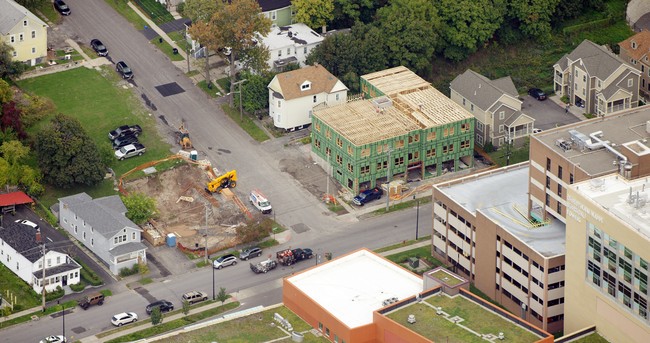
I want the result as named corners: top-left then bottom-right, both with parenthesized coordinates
top-left (127, 2), bottom-right (187, 60)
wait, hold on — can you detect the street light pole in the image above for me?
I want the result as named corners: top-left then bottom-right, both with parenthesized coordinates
top-left (415, 198), bottom-right (420, 240)
top-left (57, 300), bottom-right (65, 340)
top-left (212, 262), bottom-right (215, 301)
top-left (230, 79), bottom-right (248, 122)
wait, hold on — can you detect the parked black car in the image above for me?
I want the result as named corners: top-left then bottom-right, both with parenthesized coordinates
top-left (528, 88), bottom-right (547, 101)
top-left (353, 187), bottom-right (383, 206)
top-left (108, 125), bottom-right (142, 140)
top-left (146, 300), bottom-right (174, 315)
top-left (292, 248), bottom-right (314, 261)
top-left (54, 0), bottom-right (70, 15)
top-left (112, 135), bottom-right (139, 150)
top-left (116, 61), bottom-right (133, 79)
top-left (90, 39), bottom-right (108, 56)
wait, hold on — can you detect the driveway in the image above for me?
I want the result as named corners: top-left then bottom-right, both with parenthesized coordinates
top-left (521, 95), bottom-right (581, 130)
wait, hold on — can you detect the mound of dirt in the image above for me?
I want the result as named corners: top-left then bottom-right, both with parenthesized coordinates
top-left (125, 164), bottom-right (246, 251)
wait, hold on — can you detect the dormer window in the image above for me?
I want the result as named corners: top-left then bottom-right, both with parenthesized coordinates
top-left (301, 81), bottom-right (311, 91)
top-left (632, 40), bottom-right (637, 49)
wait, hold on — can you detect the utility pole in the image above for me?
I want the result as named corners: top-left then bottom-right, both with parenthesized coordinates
top-left (41, 242), bottom-right (46, 311)
top-left (204, 205), bottom-right (210, 265)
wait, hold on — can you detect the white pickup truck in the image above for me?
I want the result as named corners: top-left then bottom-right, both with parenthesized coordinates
top-left (249, 190), bottom-right (272, 214)
top-left (114, 143), bottom-right (145, 160)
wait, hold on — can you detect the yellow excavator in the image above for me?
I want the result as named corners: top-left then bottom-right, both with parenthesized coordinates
top-left (206, 170), bottom-right (237, 193)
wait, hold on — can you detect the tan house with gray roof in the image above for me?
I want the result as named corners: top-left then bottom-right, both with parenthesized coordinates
top-left (619, 30), bottom-right (650, 98)
top-left (450, 69), bottom-right (534, 149)
top-left (553, 40), bottom-right (640, 116)
top-left (0, 0), bottom-right (48, 66)
top-left (268, 64), bottom-right (348, 131)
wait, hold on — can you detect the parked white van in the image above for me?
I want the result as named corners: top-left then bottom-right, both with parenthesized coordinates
top-left (249, 190), bottom-right (272, 214)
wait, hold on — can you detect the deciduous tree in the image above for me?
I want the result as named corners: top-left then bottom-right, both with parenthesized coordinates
top-left (35, 114), bottom-right (105, 188)
top-left (436, 0), bottom-right (506, 61)
top-left (332, 0), bottom-right (374, 28)
top-left (508, 0), bottom-right (560, 40)
top-left (0, 140), bottom-right (44, 196)
top-left (0, 41), bottom-right (26, 81)
top-left (121, 192), bottom-right (158, 225)
top-left (294, 0), bottom-right (335, 33)
top-left (0, 79), bottom-right (12, 104)
top-left (184, 0), bottom-right (220, 88)
top-left (1, 101), bottom-right (26, 139)
top-left (150, 306), bottom-right (162, 325)
top-left (217, 287), bottom-right (228, 306)
top-left (376, 0), bottom-right (441, 73)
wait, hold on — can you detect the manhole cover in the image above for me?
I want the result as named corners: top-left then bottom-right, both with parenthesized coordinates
top-left (155, 82), bottom-right (185, 97)
top-left (291, 223), bottom-right (310, 234)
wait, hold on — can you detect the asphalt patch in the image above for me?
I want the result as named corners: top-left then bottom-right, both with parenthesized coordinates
top-left (134, 286), bottom-right (158, 303)
top-left (71, 326), bottom-right (86, 334)
top-left (155, 82), bottom-right (185, 97)
top-left (141, 26), bottom-right (159, 41)
top-left (147, 253), bottom-right (171, 277)
top-left (291, 223), bottom-right (310, 234)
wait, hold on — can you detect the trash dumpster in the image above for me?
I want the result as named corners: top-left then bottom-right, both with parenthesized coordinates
top-left (408, 257), bottom-right (419, 268)
top-left (166, 233), bottom-right (176, 247)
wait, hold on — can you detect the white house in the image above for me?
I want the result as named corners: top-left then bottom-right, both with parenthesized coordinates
top-left (58, 193), bottom-right (147, 275)
top-left (262, 23), bottom-right (324, 71)
top-left (268, 64), bottom-right (348, 131)
top-left (0, 222), bottom-right (81, 294)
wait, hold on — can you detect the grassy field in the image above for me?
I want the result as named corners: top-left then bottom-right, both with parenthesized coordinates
top-left (161, 306), bottom-right (326, 343)
top-left (17, 67), bottom-right (173, 207)
top-left (221, 104), bottom-right (270, 142)
top-left (0, 264), bottom-right (41, 311)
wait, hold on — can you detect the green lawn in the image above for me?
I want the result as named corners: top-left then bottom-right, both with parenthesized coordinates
top-left (17, 67), bottom-right (173, 207)
top-left (133, 0), bottom-right (175, 25)
top-left (167, 31), bottom-right (192, 52)
top-left (103, 0), bottom-right (148, 30)
top-left (488, 145), bottom-right (530, 167)
top-left (161, 306), bottom-right (327, 343)
top-left (386, 295), bottom-right (541, 343)
top-left (0, 264), bottom-right (41, 311)
top-left (569, 332), bottom-right (611, 343)
top-left (150, 37), bottom-right (185, 62)
top-left (221, 104), bottom-right (270, 142)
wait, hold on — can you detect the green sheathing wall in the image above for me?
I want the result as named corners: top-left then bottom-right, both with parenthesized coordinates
top-left (360, 77), bottom-right (385, 99)
top-left (275, 6), bottom-right (293, 27)
top-left (312, 116), bottom-right (476, 193)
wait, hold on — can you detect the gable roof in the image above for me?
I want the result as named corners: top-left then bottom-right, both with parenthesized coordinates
top-left (271, 64), bottom-right (345, 100)
top-left (558, 40), bottom-right (628, 80)
top-left (619, 29), bottom-right (650, 61)
top-left (59, 193), bottom-right (138, 239)
top-left (450, 69), bottom-right (519, 111)
top-left (0, 0), bottom-right (48, 34)
top-left (258, 0), bottom-right (291, 12)
top-left (0, 222), bottom-right (44, 262)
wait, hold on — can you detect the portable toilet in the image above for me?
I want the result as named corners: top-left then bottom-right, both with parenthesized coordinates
top-left (166, 233), bottom-right (176, 247)
top-left (190, 150), bottom-right (198, 161)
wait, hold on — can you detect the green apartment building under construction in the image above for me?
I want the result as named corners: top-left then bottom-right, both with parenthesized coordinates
top-left (311, 66), bottom-right (475, 193)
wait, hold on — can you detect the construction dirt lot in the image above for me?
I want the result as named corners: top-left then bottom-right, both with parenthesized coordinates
top-left (123, 163), bottom-right (249, 253)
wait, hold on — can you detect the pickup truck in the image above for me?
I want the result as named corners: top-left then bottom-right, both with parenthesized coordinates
top-left (115, 143), bottom-right (145, 160)
top-left (353, 187), bottom-right (383, 206)
top-left (292, 248), bottom-right (314, 261)
top-left (108, 125), bottom-right (142, 141)
top-left (250, 259), bottom-right (277, 274)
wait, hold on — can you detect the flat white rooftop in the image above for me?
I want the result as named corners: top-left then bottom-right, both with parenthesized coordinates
top-left (571, 174), bottom-right (650, 239)
top-left (286, 249), bottom-right (422, 328)
top-left (262, 23), bottom-right (324, 50)
top-left (436, 164), bottom-right (566, 257)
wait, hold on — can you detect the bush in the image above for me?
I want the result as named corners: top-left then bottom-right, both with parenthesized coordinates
top-left (76, 258), bottom-right (103, 286)
top-left (69, 281), bottom-right (86, 292)
top-left (175, 2), bottom-right (184, 16)
top-left (119, 264), bottom-right (140, 277)
top-left (45, 286), bottom-right (64, 302)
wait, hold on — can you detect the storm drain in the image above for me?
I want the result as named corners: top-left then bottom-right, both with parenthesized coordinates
top-left (155, 82), bottom-right (185, 97)
top-left (71, 326), bottom-right (86, 334)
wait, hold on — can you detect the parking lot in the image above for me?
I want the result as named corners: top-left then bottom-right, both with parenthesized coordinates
top-left (521, 94), bottom-right (582, 130)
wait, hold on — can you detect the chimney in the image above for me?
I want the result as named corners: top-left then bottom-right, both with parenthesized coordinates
top-left (35, 228), bottom-right (42, 244)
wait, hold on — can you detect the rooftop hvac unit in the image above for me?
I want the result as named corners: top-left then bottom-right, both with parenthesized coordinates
top-left (556, 138), bottom-right (572, 151)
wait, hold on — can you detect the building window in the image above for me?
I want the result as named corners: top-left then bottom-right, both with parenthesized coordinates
top-left (271, 11), bottom-right (277, 20)
top-left (91, 238), bottom-right (94, 246)
top-left (336, 137), bottom-right (342, 148)
top-left (470, 104), bottom-right (474, 112)
top-left (32, 47), bottom-right (36, 54)
top-left (301, 82), bottom-right (310, 90)
top-left (23, 20), bottom-right (28, 26)
top-left (499, 111), bottom-right (505, 120)
top-left (395, 156), bottom-right (404, 166)
top-left (499, 125), bottom-right (504, 133)
top-left (570, 173), bottom-right (574, 184)
top-left (19, 33), bottom-right (24, 42)
top-left (325, 328), bottom-right (330, 337)
top-left (558, 184), bottom-right (563, 197)
top-left (313, 95), bottom-right (317, 103)
top-left (304, 47), bottom-right (307, 54)
top-left (335, 93), bottom-right (340, 101)
top-left (546, 158), bottom-right (551, 171)
top-left (427, 131), bottom-right (436, 141)
top-left (546, 176), bottom-right (550, 189)
top-left (360, 165), bottom-right (369, 174)
top-left (557, 202), bottom-right (562, 215)
top-left (426, 148), bottom-right (436, 158)
top-left (347, 163), bottom-right (353, 173)
top-left (628, 79), bottom-right (633, 87)
top-left (336, 154), bottom-right (342, 164)
top-left (318, 322), bottom-right (323, 331)
top-left (545, 193), bottom-right (550, 206)
top-left (31, 31), bottom-right (36, 39)
top-left (74, 225), bottom-right (78, 234)
top-left (83, 232), bottom-right (86, 240)
top-left (278, 50), bottom-right (282, 57)
top-left (132, 232), bottom-right (136, 240)
top-left (10, 35), bottom-right (15, 43)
